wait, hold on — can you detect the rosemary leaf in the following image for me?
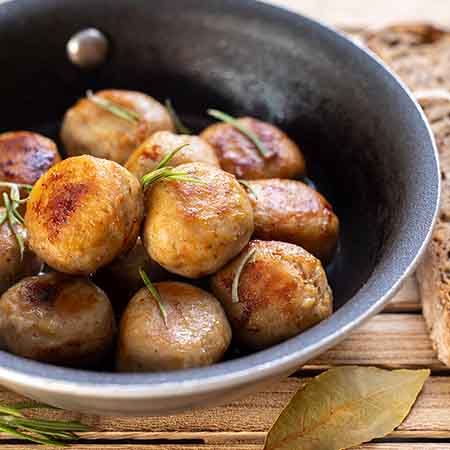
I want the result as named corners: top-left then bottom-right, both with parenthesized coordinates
top-left (0, 209), bottom-right (7, 227)
top-left (0, 422), bottom-right (64, 447)
top-left (139, 267), bottom-right (169, 327)
top-left (142, 167), bottom-right (206, 190)
top-left (154, 143), bottom-right (190, 170)
top-left (207, 109), bottom-right (272, 158)
top-left (3, 193), bottom-right (25, 261)
top-left (86, 90), bottom-right (141, 123)
top-left (238, 180), bottom-right (258, 199)
top-left (232, 248), bottom-right (257, 304)
top-left (0, 181), bottom-right (33, 192)
top-left (165, 99), bottom-right (192, 134)
top-left (0, 405), bottom-right (23, 417)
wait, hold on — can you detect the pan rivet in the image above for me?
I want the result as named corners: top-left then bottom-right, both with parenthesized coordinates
top-left (67, 28), bottom-right (109, 69)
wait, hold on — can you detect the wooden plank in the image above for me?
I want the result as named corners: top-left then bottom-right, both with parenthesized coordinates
top-left (307, 313), bottom-right (442, 370)
top-left (0, 376), bottom-right (448, 440)
top-left (385, 275), bottom-right (421, 313)
top-left (0, 444), bottom-right (449, 450)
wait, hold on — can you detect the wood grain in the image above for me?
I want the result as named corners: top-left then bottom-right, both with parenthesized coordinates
top-left (385, 276), bottom-right (421, 312)
top-left (0, 446), bottom-right (450, 450)
top-left (0, 376), bottom-right (448, 441)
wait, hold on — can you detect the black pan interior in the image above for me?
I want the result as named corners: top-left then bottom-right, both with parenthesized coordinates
top-left (0, 0), bottom-right (434, 324)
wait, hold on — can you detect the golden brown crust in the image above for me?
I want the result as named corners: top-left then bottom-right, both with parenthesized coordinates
top-left (143, 162), bottom-right (254, 278)
top-left (0, 272), bottom-right (116, 366)
top-left (365, 24), bottom-right (450, 91)
top-left (415, 97), bottom-right (450, 366)
top-left (0, 131), bottom-right (61, 185)
top-left (25, 155), bottom-right (144, 275)
top-left (61, 90), bottom-right (175, 164)
top-left (0, 211), bottom-right (41, 295)
top-left (125, 131), bottom-right (220, 180)
top-left (247, 179), bottom-right (339, 262)
top-left (200, 117), bottom-right (305, 179)
top-left (116, 281), bottom-right (232, 371)
top-left (210, 240), bottom-right (333, 350)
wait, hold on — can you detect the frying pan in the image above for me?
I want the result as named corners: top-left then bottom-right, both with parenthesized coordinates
top-left (0, 0), bottom-right (440, 415)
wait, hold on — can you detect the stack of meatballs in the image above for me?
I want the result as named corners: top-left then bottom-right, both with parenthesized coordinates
top-left (0, 90), bottom-right (339, 372)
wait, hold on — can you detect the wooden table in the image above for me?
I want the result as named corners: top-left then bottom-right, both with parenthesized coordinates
top-left (0, 276), bottom-right (445, 449)
top-left (1, 1), bottom-right (449, 449)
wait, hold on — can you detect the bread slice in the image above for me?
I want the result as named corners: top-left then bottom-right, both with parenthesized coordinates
top-left (362, 24), bottom-right (450, 91)
top-left (416, 96), bottom-right (450, 365)
top-left (346, 23), bottom-right (450, 365)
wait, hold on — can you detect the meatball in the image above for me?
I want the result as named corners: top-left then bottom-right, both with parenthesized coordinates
top-left (200, 117), bottom-right (305, 179)
top-left (247, 179), bottom-right (339, 262)
top-left (0, 132), bottom-right (61, 211)
top-left (0, 131), bottom-right (61, 186)
top-left (211, 240), bottom-right (333, 350)
top-left (143, 162), bottom-right (254, 278)
top-left (0, 273), bottom-right (116, 366)
top-left (116, 281), bottom-right (231, 371)
top-left (94, 238), bottom-right (168, 311)
top-left (61, 90), bottom-right (175, 164)
top-left (25, 155), bottom-right (144, 275)
top-left (125, 131), bottom-right (220, 180)
top-left (0, 212), bottom-right (41, 295)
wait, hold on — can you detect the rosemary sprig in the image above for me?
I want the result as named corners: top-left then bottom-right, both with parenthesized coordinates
top-left (0, 181), bottom-right (33, 193)
top-left (238, 180), bottom-right (258, 199)
top-left (86, 90), bottom-right (141, 123)
top-left (165, 99), bottom-right (192, 134)
top-left (2, 190), bottom-right (25, 261)
top-left (154, 143), bottom-right (189, 171)
top-left (142, 167), bottom-right (207, 190)
top-left (141, 143), bottom-right (207, 190)
top-left (139, 267), bottom-right (168, 327)
top-left (232, 248), bottom-right (257, 304)
top-left (207, 109), bottom-right (272, 158)
top-left (0, 402), bottom-right (89, 447)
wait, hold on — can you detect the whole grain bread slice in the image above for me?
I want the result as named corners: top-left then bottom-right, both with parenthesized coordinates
top-left (416, 96), bottom-right (450, 365)
top-left (362, 24), bottom-right (450, 91)
top-left (348, 23), bottom-right (450, 365)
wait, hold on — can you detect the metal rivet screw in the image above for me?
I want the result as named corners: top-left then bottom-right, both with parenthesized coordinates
top-left (66, 28), bottom-right (109, 69)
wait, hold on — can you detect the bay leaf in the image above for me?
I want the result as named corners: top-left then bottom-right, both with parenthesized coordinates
top-left (264, 366), bottom-right (429, 450)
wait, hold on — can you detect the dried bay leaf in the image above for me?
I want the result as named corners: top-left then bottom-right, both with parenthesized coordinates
top-left (264, 366), bottom-right (429, 450)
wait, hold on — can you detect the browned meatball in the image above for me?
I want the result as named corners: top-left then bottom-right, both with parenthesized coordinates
top-left (116, 282), bottom-right (232, 371)
top-left (0, 211), bottom-right (41, 295)
top-left (143, 162), bottom-right (254, 278)
top-left (211, 240), bottom-right (333, 350)
top-left (200, 117), bottom-right (305, 179)
top-left (94, 238), bottom-right (168, 311)
top-left (0, 131), bottom-right (61, 186)
top-left (247, 179), bottom-right (339, 262)
top-left (125, 131), bottom-right (220, 180)
top-left (0, 273), bottom-right (116, 366)
top-left (61, 90), bottom-right (175, 164)
top-left (25, 156), bottom-right (144, 275)
top-left (0, 132), bottom-right (61, 213)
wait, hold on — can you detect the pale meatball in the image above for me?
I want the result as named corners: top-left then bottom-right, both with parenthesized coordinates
top-left (25, 156), bottom-right (144, 275)
top-left (143, 162), bottom-right (254, 278)
top-left (0, 273), bottom-right (116, 366)
top-left (211, 240), bottom-right (333, 350)
top-left (200, 117), bottom-right (305, 179)
top-left (0, 212), bottom-right (41, 295)
top-left (116, 281), bottom-right (231, 371)
top-left (61, 90), bottom-right (175, 164)
top-left (125, 131), bottom-right (220, 180)
top-left (247, 179), bottom-right (339, 262)
top-left (94, 238), bottom-right (168, 311)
